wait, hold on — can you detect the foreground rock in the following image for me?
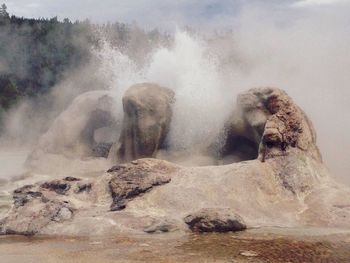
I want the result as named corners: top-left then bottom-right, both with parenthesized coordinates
top-left (2, 87), bottom-right (350, 236)
top-left (0, 159), bottom-right (179, 236)
top-left (108, 159), bottom-right (176, 211)
top-left (184, 208), bottom-right (246, 233)
top-left (111, 83), bottom-right (175, 163)
top-left (0, 178), bottom-right (78, 235)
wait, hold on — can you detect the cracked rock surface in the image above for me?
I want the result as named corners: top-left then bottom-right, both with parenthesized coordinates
top-left (108, 159), bottom-right (175, 211)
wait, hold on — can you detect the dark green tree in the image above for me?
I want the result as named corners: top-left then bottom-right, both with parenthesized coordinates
top-left (0, 3), bottom-right (8, 17)
top-left (0, 75), bottom-right (20, 109)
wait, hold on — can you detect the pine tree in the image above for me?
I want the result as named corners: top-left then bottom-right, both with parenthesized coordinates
top-left (0, 75), bottom-right (20, 109)
top-left (0, 4), bottom-right (9, 18)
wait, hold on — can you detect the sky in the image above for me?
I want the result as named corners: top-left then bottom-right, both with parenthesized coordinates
top-left (2, 0), bottom-right (349, 29)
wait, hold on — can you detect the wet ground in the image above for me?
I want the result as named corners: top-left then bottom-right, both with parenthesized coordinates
top-left (1, 228), bottom-right (350, 263)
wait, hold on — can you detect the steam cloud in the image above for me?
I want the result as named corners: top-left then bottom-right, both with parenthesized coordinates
top-left (1, 1), bottom-right (350, 184)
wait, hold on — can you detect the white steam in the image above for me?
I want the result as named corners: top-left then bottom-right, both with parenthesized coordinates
top-left (91, 31), bottom-right (234, 152)
top-left (146, 31), bottom-right (233, 150)
top-left (91, 5), bottom-right (350, 183)
top-left (1, 2), bottom-right (350, 184)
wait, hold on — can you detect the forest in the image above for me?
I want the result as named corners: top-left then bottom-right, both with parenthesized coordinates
top-left (0, 3), bottom-right (168, 130)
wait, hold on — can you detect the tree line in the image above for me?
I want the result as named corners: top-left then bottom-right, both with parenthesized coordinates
top-left (0, 4), bottom-right (169, 130)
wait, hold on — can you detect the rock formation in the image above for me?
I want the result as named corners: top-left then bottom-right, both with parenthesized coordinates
top-left (0, 159), bottom-right (180, 236)
top-left (111, 83), bottom-right (175, 163)
top-left (32, 90), bottom-right (118, 158)
top-left (26, 90), bottom-right (119, 174)
top-left (80, 108), bottom-right (116, 157)
top-left (184, 208), bottom-right (246, 233)
top-left (108, 159), bottom-right (176, 211)
top-left (2, 87), bottom-right (350, 236)
top-left (212, 88), bottom-right (321, 164)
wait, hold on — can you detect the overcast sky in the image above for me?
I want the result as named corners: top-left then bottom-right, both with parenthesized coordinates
top-left (2, 0), bottom-right (350, 29)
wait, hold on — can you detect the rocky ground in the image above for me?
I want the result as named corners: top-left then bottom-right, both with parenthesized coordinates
top-left (0, 85), bottom-right (350, 263)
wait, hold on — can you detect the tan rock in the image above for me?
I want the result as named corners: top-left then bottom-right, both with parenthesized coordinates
top-left (213, 88), bottom-right (322, 164)
top-left (111, 83), bottom-right (175, 163)
top-left (2, 87), bottom-right (350, 237)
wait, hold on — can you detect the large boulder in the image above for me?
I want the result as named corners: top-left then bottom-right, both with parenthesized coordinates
top-left (184, 208), bottom-right (246, 233)
top-left (111, 83), bottom-right (175, 163)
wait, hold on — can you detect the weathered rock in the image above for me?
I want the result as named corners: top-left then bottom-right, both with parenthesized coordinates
top-left (2, 154), bottom-right (350, 236)
top-left (213, 88), bottom-right (321, 164)
top-left (0, 177), bottom-right (89, 236)
top-left (41, 180), bottom-right (71, 195)
top-left (0, 158), bottom-right (180, 236)
top-left (64, 177), bottom-right (81, 182)
top-left (1, 198), bottom-right (74, 236)
top-left (13, 184), bottom-right (42, 207)
top-left (26, 91), bottom-right (118, 174)
top-left (52, 207), bottom-right (73, 222)
top-left (108, 159), bottom-right (176, 211)
top-left (2, 88), bottom-right (350, 237)
top-left (184, 208), bottom-right (247, 233)
top-left (74, 182), bottom-right (92, 194)
top-left (257, 88), bottom-right (321, 162)
top-left (112, 83), bottom-right (175, 163)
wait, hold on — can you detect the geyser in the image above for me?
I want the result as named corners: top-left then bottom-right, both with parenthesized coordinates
top-left (2, 25), bottom-right (349, 181)
top-left (2, 86), bottom-right (350, 237)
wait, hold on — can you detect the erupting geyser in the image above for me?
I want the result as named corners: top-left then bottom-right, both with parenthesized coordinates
top-left (1, 84), bottom-right (350, 236)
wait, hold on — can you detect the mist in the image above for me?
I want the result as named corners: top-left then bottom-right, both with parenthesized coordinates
top-left (0, 1), bottom-right (350, 184)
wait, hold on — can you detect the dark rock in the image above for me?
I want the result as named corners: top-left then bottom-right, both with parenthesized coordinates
top-left (4, 228), bottom-right (37, 236)
top-left (64, 177), bottom-right (81, 182)
top-left (107, 164), bottom-right (128, 173)
top-left (74, 183), bottom-right (92, 194)
top-left (184, 208), bottom-right (246, 233)
top-left (13, 184), bottom-right (34, 194)
top-left (41, 180), bottom-right (71, 195)
top-left (108, 159), bottom-right (176, 211)
top-left (13, 185), bottom-right (43, 207)
top-left (110, 200), bottom-right (126, 211)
